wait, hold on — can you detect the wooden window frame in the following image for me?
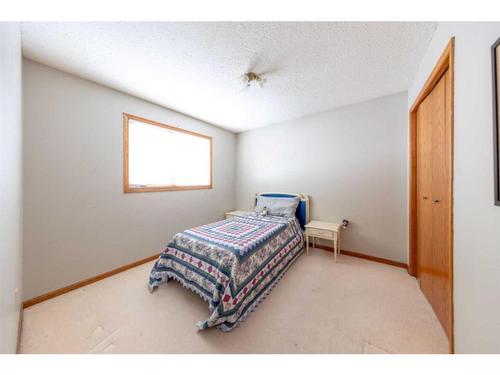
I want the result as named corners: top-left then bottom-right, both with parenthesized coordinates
top-left (123, 113), bottom-right (213, 193)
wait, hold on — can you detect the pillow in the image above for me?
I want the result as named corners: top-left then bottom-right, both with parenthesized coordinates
top-left (255, 196), bottom-right (300, 218)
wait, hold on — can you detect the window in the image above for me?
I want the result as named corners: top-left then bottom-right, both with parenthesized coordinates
top-left (123, 113), bottom-right (212, 193)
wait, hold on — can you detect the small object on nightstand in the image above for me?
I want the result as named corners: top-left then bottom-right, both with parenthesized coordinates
top-left (304, 220), bottom-right (342, 262)
top-left (225, 210), bottom-right (250, 219)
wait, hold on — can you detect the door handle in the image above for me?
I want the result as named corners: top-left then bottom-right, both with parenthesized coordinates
top-left (433, 199), bottom-right (441, 203)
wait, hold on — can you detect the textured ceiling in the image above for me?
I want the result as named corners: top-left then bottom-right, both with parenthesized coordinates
top-left (21, 22), bottom-right (436, 133)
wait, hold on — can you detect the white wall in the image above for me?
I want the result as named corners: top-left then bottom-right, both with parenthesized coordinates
top-left (408, 23), bottom-right (500, 353)
top-left (236, 92), bottom-right (408, 263)
top-left (23, 59), bottom-right (236, 300)
top-left (0, 23), bottom-right (23, 353)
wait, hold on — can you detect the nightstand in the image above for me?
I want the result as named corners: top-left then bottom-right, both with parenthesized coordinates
top-left (304, 220), bottom-right (342, 261)
top-left (225, 210), bottom-right (250, 219)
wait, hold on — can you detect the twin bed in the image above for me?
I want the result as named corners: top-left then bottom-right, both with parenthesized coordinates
top-left (148, 193), bottom-right (309, 331)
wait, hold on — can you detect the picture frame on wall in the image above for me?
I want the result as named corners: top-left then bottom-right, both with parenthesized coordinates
top-left (492, 37), bottom-right (500, 206)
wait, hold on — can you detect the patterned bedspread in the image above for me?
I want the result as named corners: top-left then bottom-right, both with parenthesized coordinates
top-left (148, 213), bottom-right (304, 331)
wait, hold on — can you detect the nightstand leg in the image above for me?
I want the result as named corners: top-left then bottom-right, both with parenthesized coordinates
top-left (306, 233), bottom-right (309, 255)
top-left (337, 233), bottom-right (341, 259)
top-left (334, 234), bottom-right (337, 263)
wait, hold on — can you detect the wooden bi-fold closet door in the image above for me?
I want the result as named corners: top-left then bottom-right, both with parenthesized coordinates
top-left (415, 69), bottom-right (452, 341)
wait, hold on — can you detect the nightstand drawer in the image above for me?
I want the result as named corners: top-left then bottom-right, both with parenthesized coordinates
top-left (306, 227), bottom-right (334, 239)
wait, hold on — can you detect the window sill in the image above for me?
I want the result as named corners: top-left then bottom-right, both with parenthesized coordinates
top-left (124, 185), bottom-right (212, 193)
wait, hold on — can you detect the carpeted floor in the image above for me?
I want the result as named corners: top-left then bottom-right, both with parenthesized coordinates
top-left (20, 249), bottom-right (449, 354)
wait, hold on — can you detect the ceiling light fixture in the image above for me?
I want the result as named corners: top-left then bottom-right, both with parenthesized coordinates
top-left (241, 72), bottom-right (266, 88)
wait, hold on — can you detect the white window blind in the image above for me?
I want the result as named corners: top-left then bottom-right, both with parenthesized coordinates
top-left (127, 118), bottom-right (211, 189)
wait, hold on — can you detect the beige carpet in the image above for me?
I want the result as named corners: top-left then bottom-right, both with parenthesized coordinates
top-left (20, 249), bottom-right (449, 354)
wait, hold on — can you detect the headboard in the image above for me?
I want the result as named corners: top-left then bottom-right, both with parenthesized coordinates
top-left (255, 192), bottom-right (310, 230)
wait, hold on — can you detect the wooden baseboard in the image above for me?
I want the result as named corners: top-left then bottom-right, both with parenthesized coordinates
top-left (22, 243), bottom-right (408, 309)
top-left (16, 304), bottom-right (23, 354)
top-left (340, 249), bottom-right (408, 269)
top-left (309, 242), bottom-right (408, 270)
top-left (23, 253), bottom-right (160, 309)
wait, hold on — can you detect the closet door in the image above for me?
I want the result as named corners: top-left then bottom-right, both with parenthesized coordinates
top-left (416, 70), bottom-right (452, 340)
top-left (429, 70), bottom-right (452, 338)
top-left (416, 79), bottom-right (434, 309)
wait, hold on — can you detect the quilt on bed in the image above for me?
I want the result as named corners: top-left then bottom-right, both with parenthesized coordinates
top-left (148, 213), bottom-right (304, 331)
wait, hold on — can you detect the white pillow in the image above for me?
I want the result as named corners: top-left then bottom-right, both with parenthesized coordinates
top-left (255, 196), bottom-right (300, 218)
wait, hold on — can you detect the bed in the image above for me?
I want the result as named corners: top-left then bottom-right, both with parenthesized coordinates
top-left (148, 192), bottom-right (309, 331)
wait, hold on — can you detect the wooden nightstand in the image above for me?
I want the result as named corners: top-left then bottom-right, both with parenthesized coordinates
top-left (225, 210), bottom-right (250, 219)
top-left (304, 220), bottom-right (342, 261)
